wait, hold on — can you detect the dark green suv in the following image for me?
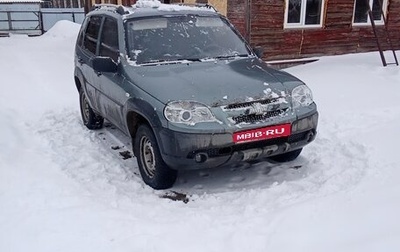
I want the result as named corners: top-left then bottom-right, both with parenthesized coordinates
top-left (74, 3), bottom-right (318, 189)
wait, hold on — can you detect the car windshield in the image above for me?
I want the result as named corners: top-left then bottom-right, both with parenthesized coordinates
top-left (126, 15), bottom-right (251, 64)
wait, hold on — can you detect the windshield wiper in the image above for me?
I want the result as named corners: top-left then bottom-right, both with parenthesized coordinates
top-left (139, 55), bottom-right (246, 66)
top-left (177, 58), bottom-right (202, 62)
top-left (139, 59), bottom-right (192, 66)
top-left (214, 54), bottom-right (250, 60)
top-left (139, 58), bottom-right (202, 66)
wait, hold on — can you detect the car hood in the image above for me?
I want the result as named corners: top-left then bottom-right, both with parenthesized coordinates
top-left (124, 58), bottom-right (301, 107)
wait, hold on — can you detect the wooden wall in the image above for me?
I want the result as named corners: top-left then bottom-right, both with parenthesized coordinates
top-left (81, 0), bottom-right (400, 61)
top-left (227, 0), bottom-right (400, 61)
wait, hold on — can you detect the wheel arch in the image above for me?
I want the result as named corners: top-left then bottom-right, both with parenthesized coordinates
top-left (125, 98), bottom-right (164, 142)
top-left (74, 67), bottom-right (85, 92)
top-left (126, 110), bottom-right (148, 140)
top-left (74, 76), bottom-right (82, 92)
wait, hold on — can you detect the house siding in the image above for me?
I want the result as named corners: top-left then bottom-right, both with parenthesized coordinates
top-left (227, 0), bottom-right (400, 61)
top-left (76, 0), bottom-right (399, 61)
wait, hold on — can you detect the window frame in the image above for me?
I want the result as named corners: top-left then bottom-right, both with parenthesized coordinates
top-left (284, 0), bottom-right (326, 29)
top-left (98, 16), bottom-right (120, 62)
top-left (83, 15), bottom-right (103, 55)
top-left (125, 15), bottom-right (252, 65)
top-left (352, 0), bottom-right (388, 26)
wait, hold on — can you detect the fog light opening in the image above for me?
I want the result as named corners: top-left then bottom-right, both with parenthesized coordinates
top-left (283, 143), bottom-right (290, 152)
top-left (307, 131), bottom-right (315, 142)
top-left (195, 153), bottom-right (207, 163)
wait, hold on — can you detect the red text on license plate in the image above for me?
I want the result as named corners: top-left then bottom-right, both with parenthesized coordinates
top-left (233, 124), bottom-right (291, 143)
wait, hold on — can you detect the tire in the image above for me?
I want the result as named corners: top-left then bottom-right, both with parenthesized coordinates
top-left (269, 148), bottom-right (303, 163)
top-left (79, 88), bottom-right (104, 130)
top-left (133, 124), bottom-right (177, 189)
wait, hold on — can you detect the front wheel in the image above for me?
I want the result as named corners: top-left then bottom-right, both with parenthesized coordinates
top-left (269, 148), bottom-right (303, 163)
top-left (133, 124), bottom-right (177, 189)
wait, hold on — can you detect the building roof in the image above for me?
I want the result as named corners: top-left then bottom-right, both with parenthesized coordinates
top-left (0, 0), bottom-right (42, 3)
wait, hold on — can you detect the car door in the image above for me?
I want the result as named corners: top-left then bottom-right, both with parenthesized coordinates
top-left (77, 15), bottom-right (103, 113)
top-left (95, 16), bottom-right (127, 128)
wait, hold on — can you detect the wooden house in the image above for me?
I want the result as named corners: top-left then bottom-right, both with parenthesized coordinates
top-left (82, 0), bottom-right (400, 61)
top-left (227, 0), bottom-right (400, 61)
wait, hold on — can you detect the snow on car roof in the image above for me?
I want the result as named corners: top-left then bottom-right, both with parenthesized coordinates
top-left (134, 0), bottom-right (161, 8)
top-left (91, 1), bottom-right (218, 20)
top-left (133, 0), bottom-right (216, 13)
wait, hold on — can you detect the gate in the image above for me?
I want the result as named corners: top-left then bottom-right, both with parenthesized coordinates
top-left (41, 8), bottom-right (84, 32)
top-left (0, 3), bottom-right (42, 36)
top-left (0, 3), bottom-right (84, 36)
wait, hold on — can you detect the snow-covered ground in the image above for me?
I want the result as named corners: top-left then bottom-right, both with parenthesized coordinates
top-left (1, 20), bottom-right (400, 252)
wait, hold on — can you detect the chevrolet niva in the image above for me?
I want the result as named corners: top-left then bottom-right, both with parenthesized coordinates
top-left (74, 2), bottom-right (318, 189)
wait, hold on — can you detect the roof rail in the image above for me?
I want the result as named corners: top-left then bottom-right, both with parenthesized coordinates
top-left (91, 4), bottom-right (130, 15)
top-left (176, 3), bottom-right (218, 13)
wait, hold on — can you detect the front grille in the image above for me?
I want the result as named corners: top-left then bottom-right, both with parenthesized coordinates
top-left (222, 97), bottom-right (289, 125)
top-left (231, 109), bottom-right (287, 124)
top-left (224, 98), bottom-right (280, 110)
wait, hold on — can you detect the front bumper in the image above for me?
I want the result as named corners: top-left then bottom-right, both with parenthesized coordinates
top-left (158, 112), bottom-right (318, 170)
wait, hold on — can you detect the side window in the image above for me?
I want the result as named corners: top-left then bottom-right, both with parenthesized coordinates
top-left (99, 17), bottom-right (119, 62)
top-left (353, 0), bottom-right (388, 25)
top-left (83, 16), bottom-right (103, 55)
top-left (284, 0), bottom-right (325, 28)
top-left (76, 18), bottom-right (89, 47)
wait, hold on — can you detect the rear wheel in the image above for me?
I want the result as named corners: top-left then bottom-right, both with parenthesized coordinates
top-left (269, 148), bottom-right (303, 163)
top-left (134, 124), bottom-right (177, 189)
top-left (79, 89), bottom-right (104, 130)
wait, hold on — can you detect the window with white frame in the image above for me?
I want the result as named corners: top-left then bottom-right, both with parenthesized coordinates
top-left (353, 0), bottom-right (388, 25)
top-left (285, 0), bottom-right (325, 28)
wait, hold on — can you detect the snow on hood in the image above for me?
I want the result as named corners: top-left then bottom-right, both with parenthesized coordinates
top-left (124, 58), bottom-right (295, 107)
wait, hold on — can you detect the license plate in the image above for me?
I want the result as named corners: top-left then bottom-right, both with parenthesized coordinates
top-left (233, 124), bottom-right (291, 143)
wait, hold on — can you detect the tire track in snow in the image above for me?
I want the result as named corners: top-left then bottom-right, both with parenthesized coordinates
top-left (32, 109), bottom-right (371, 210)
top-left (34, 109), bottom-right (153, 206)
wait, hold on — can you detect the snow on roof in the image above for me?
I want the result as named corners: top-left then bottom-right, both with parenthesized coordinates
top-left (133, 0), bottom-right (215, 12)
top-left (135, 0), bottom-right (161, 8)
top-left (0, 0), bottom-right (42, 3)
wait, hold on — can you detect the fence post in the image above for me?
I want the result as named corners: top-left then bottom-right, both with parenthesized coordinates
top-left (39, 10), bottom-right (44, 34)
top-left (7, 11), bottom-right (12, 30)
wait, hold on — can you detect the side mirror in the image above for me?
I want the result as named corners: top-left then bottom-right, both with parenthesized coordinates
top-left (253, 46), bottom-right (264, 58)
top-left (92, 57), bottom-right (118, 73)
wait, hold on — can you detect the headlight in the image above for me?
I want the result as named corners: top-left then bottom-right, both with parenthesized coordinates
top-left (292, 85), bottom-right (313, 108)
top-left (164, 101), bottom-right (218, 125)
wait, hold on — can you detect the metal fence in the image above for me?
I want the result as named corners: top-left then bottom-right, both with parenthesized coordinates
top-left (0, 4), bottom-right (42, 36)
top-left (0, 4), bottom-right (84, 36)
top-left (41, 8), bottom-right (84, 32)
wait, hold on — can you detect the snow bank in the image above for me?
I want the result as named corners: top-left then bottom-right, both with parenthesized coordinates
top-left (43, 20), bottom-right (81, 39)
top-left (1, 26), bottom-right (400, 252)
top-left (7, 33), bottom-right (28, 38)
